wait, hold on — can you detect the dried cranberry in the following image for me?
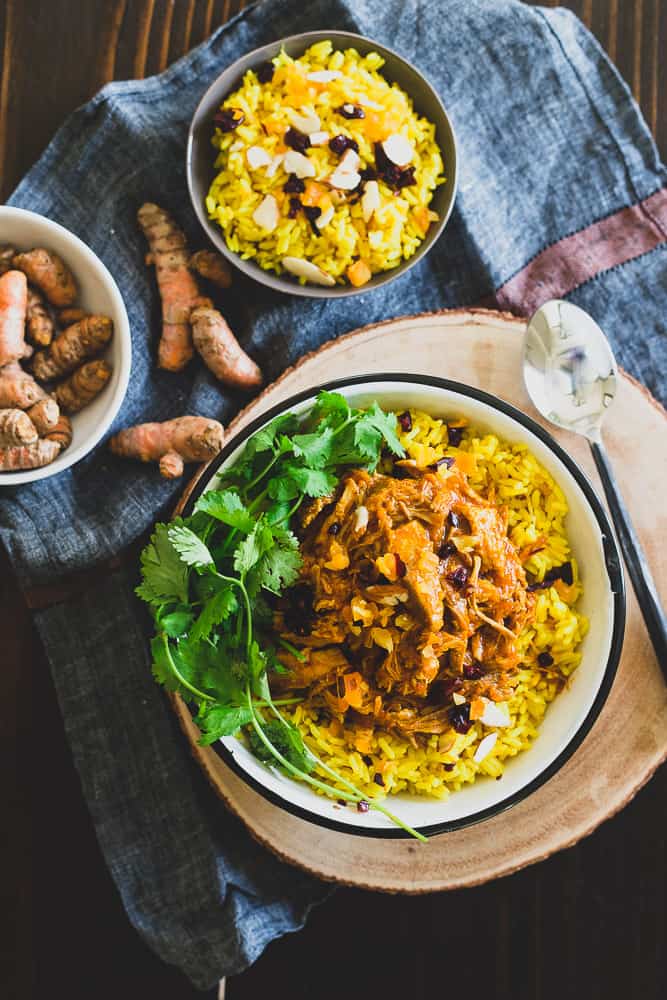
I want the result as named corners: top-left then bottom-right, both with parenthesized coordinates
top-left (449, 511), bottom-right (461, 530)
top-left (395, 165), bottom-right (417, 190)
top-left (537, 651), bottom-right (554, 667)
top-left (287, 197), bottom-right (301, 219)
top-left (357, 800), bottom-right (370, 813)
top-left (328, 134), bottom-right (359, 156)
top-left (284, 583), bottom-right (314, 635)
top-left (212, 107), bottom-right (245, 132)
top-left (373, 142), bottom-right (416, 190)
top-left (373, 773), bottom-right (385, 787)
top-left (284, 126), bottom-right (311, 153)
top-left (449, 702), bottom-right (471, 734)
top-left (284, 175), bottom-right (306, 194)
top-left (447, 425), bottom-right (464, 447)
top-left (395, 554), bottom-right (407, 578)
top-left (256, 61), bottom-right (275, 83)
top-left (443, 763), bottom-right (455, 772)
top-left (303, 204), bottom-right (322, 234)
top-left (447, 566), bottom-right (469, 589)
top-left (441, 677), bottom-right (463, 699)
top-left (429, 456), bottom-right (454, 472)
top-left (464, 662), bottom-right (485, 680)
top-left (527, 561), bottom-right (573, 591)
top-left (337, 799), bottom-right (347, 807)
top-left (397, 411), bottom-right (412, 432)
top-left (337, 103), bottom-right (365, 119)
top-left (438, 540), bottom-right (456, 559)
top-left (328, 522), bottom-right (340, 535)
top-left (359, 166), bottom-right (377, 182)
top-left (362, 754), bottom-right (373, 766)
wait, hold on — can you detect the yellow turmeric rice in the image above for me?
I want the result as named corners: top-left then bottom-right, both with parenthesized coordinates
top-left (205, 41), bottom-right (445, 286)
top-left (276, 410), bottom-right (588, 801)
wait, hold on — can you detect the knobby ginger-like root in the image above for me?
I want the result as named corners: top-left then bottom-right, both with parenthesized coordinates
top-left (190, 307), bottom-right (263, 390)
top-left (0, 438), bottom-right (61, 471)
top-left (26, 398), bottom-right (60, 435)
top-left (44, 414), bottom-right (72, 452)
top-left (57, 307), bottom-right (88, 326)
top-left (32, 315), bottom-right (113, 381)
top-left (137, 203), bottom-right (201, 372)
top-left (0, 270), bottom-right (28, 367)
top-left (26, 287), bottom-right (55, 347)
top-left (0, 408), bottom-right (38, 447)
top-left (109, 416), bottom-right (224, 479)
top-left (189, 250), bottom-right (232, 289)
top-left (0, 362), bottom-right (47, 409)
top-left (53, 359), bottom-right (112, 414)
top-left (0, 246), bottom-right (16, 275)
top-left (12, 248), bottom-right (77, 307)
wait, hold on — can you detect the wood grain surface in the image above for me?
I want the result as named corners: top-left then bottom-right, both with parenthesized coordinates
top-left (1, 3), bottom-right (665, 1000)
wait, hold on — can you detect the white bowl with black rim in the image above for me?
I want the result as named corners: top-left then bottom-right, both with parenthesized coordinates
top-left (182, 375), bottom-right (625, 837)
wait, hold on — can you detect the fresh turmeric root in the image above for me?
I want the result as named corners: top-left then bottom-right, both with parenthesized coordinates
top-left (0, 362), bottom-right (47, 409)
top-left (31, 315), bottom-right (113, 381)
top-left (12, 248), bottom-right (77, 306)
top-left (0, 408), bottom-right (38, 446)
top-left (54, 359), bottom-right (112, 414)
top-left (0, 439), bottom-right (61, 471)
top-left (44, 414), bottom-right (73, 452)
top-left (137, 203), bottom-right (201, 372)
top-left (190, 306), bottom-right (262, 390)
top-left (26, 397), bottom-right (60, 435)
top-left (0, 270), bottom-right (28, 367)
top-left (0, 246), bottom-right (16, 275)
top-left (189, 250), bottom-right (232, 289)
top-left (26, 287), bottom-right (55, 347)
top-left (109, 415), bottom-right (224, 479)
top-left (57, 307), bottom-right (87, 326)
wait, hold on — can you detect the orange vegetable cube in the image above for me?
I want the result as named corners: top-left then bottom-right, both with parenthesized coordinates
top-left (347, 259), bottom-right (372, 287)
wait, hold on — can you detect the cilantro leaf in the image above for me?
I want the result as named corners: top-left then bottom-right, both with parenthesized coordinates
top-left (251, 413), bottom-right (298, 454)
top-left (285, 465), bottom-right (337, 498)
top-left (363, 402), bottom-right (404, 455)
top-left (195, 702), bottom-right (253, 745)
top-left (190, 586), bottom-right (238, 643)
top-left (168, 524), bottom-right (214, 568)
top-left (267, 475), bottom-right (299, 503)
top-left (247, 719), bottom-right (315, 773)
top-left (136, 522), bottom-right (189, 606)
top-left (233, 519), bottom-right (275, 576)
top-left (195, 489), bottom-right (254, 533)
top-left (257, 528), bottom-right (301, 595)
top-left (158, 608), bottom-right (195, 637)
top-left (290, 426), bottom-right (335, 469)
top-left (311, 390), bottom-right (350, 427)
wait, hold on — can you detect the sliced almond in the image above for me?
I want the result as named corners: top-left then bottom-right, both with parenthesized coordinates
top-left (315, 204), bottom-right (335, 229)
top-left (452, 692), bottom-right (466, 706)
top-left (283, 150), bottom-right (316, 178)
top-left (289, 109), bottom-right (321, 134)
top-left (265, 153), bottom-right (284, 178)
top-left (382, 134), bottom-right (414, 167)
top-left (361, 179), bottom-right (381, 222)
top-left (339, 148), bottom-right (360, 173)
top-left (252, 194), bottom-right (279, 232)
top-left (282, 256), bottom-right (336, 286)
top-left (309, 130), bottom-right (330, 147)
top-left (246, 145), bottom-right (272, 169)
top-left (353, 505), bottom-right (369, 532)
top-left (328, 167), bottom-right (360, 190)
top-left (473, 732), bottom-right (498, 763)
top-left (306, 70), bottom-right (343, 83)
top-left (358, 95), bottom-right (384, 110)
top-left (479, 699), bottom-right (511, 728)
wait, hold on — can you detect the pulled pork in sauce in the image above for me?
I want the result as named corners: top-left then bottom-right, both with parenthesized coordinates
top-left (273, 463), bottom-right (534, 744)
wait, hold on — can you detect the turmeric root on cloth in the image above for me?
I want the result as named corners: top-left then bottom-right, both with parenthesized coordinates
top-left (31, 315), bottom-right (112, 381)
top-left (26, 397), bottom-right (60, 434)
top-left (0, 439), bottom-right (60, 471)
top-left (137, 203), bottom-right (201, 372)
top-left (45, 414), bottom-right (72, 452)
top-left (0, 362), bottom-right (47, 409)
top-left (0, 408), bottom-right (38, 447)
top-left (26, 287), bottom-right (55, 347)
top-left (12, 248), bottom-right (77, 307)
top-left (190, 307), bottom-right (262, 390)
top-left (0, 270), bottom-right (28, 367)
top-left (54, 359), bottom-right (111, 414)
top-left (189, 250), bottom-right (232, 289)
top-left (110, 416), bottom-right (224, 479)
top-left (0, 246), bottom-right (16, 275)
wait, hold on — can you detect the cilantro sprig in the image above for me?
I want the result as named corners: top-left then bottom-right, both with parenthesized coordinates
top-left (136, 392), bottom-right (426, 841)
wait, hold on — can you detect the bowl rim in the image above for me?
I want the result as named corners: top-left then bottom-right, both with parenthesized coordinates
top-left (0, 206), bottom-right (132, 486)
top-left (182, 373), bottom-right (626, 837)
top-left (186, 29), bottom-right (458, 298)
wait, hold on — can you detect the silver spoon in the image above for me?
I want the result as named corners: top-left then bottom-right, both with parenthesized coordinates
top-left (524, 299), bottom-right (667, 670)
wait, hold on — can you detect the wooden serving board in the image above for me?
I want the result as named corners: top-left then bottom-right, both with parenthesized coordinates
top-left (173, 309), bottom-right (667, 892)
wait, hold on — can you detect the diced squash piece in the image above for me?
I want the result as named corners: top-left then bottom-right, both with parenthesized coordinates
top-left (347, 259), bottom-right (372, 287)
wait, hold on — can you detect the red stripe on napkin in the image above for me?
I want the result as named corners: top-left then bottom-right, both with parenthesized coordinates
top-left (494, 187), bottom-right (667, 315)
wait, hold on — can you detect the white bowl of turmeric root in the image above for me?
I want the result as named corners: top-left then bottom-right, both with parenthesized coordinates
top-left (0, 207), bottom-right (131, 485)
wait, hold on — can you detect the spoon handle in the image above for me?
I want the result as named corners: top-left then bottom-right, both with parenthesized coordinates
top-left (590, 440), bottom-right (667, 671)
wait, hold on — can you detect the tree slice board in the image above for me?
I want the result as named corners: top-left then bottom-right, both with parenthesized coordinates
top-left (173, 308), bottom-right (667, 892)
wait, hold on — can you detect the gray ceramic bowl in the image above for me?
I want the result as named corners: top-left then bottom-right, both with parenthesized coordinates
top-left (186, 30), bottom-right (458, 298)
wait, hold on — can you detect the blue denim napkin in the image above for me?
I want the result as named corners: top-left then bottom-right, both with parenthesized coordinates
top-left (1, 0), bottom-right (665, 989)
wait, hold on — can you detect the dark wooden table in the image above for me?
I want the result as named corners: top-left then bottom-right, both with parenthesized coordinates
top-left (2, 3), bottom-right (665, 998)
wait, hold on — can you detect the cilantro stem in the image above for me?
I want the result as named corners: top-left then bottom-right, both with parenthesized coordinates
top-left (213, 571), bottom-right (253, 656)
top-left (277, 637), bottom-right (306, 661)
top-left (244, 452), bottom-right (282, 494)
top-left (159, 634), bottom-right (214, 703)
